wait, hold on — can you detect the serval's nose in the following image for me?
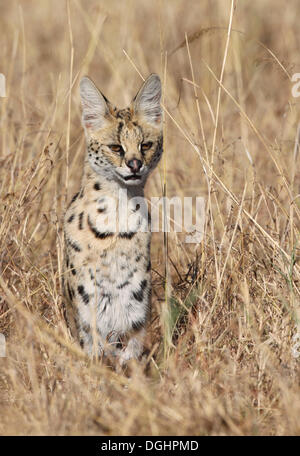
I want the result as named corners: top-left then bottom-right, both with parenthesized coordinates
top-left (126, 158), bottom-right (142, 173)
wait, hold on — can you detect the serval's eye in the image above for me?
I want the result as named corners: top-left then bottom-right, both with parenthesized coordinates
top-left (109, 144), bottom-right (124, 154)
top-left (141, 142), bottom-right (153, 152)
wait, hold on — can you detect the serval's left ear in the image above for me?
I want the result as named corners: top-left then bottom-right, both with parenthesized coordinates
top-left (133, 74), bottom-right (162, 126)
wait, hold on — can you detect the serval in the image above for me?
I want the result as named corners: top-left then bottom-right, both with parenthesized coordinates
top-left (63, 74), bottom-right (163, 366)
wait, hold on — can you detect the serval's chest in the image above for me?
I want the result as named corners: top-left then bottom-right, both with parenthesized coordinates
top-left (64, 185), bottom-right (152, 337)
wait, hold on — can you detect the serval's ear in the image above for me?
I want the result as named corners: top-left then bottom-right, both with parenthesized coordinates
top-left (133, 74), bottom-right (162, 126)
top-left (79, 76), bottom-right (110, 131)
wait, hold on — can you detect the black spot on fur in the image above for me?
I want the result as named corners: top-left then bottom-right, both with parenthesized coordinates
top-left (133, 204), bottom-right (140, 212)
top-left (132, 279), bottom-right (147, 302)
top-left (117, 280), bottom-right (130, 289)
top-left (66, 237), bottom-right (81, 252)
top-left (127, 268), bottom-right (137, 279)
top-left (77, 285), bottom-right (89, 304)
top-left (132, 318), bottom-right (146, 331)
top-left (146, 261), bottom-right (151, 272)
top-left (81, 322), bottom-right (90, 334)
top-left (94, 182), bottom-right (101, 191)
top-left (70, 263), bottom-right (76, 276)
top-left (119, 232), bottom-right (135, 240)
top-left (67, 214), bottom-right (75, 223)
top-left (97, 207), bottom-right (106, 214)
top-left (69, 192), bottom-right (79, 207)
top-left (78, 211), bottom-right (84, 230)
top-left (87, 216), bottom-right (113, 239)
top-left (103, 293), bottom-right (111, 301)
top-left (101, 293), bottom-right (112, 313)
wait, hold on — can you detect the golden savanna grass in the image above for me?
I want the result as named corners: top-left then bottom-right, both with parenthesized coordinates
top-left (0, 0), bottom-right (300, 435)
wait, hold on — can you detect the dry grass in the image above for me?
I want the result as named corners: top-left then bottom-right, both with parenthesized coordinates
top-left (0, 0), bottom-right (300, 436)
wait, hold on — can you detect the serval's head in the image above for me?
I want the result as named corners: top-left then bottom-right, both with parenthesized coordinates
top-left (79, 74), bottom-right (163, 187)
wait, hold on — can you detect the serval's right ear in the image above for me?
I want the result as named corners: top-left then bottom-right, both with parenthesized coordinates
top-left (79, 77), bottom-right (110, 132)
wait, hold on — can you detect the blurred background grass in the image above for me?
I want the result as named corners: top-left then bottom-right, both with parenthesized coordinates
top-left (0, 0), bottom-right (299, 435)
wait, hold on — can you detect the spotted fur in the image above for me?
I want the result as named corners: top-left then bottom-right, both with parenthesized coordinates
top-left (63, 74), bottom-right (163, 365)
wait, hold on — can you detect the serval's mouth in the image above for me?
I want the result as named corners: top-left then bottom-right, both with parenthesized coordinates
top-left (123, 174), bottom-right (142, 181)
top-left (116, 171), bottom-right (142, 182)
